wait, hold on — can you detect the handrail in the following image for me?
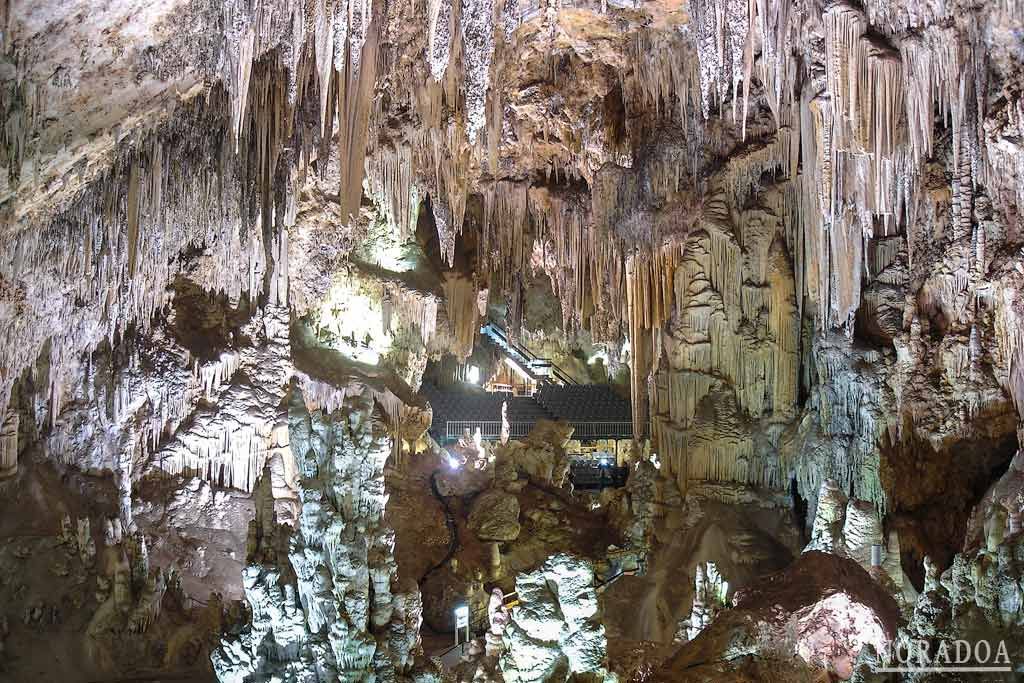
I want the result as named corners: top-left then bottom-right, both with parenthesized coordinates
top-left (480, 319), bottom-right (578, 386)
top-left (445, 420), bottom-right (638, 441)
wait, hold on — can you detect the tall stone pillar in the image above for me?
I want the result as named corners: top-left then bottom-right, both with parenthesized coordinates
top-left (0, 411), bottom-right (18, 479)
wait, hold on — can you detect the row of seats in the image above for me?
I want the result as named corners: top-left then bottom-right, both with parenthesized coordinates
top-left (535, 384), bottom-right (631, 422)
top-left (420, 384), bottom-right (554, 433)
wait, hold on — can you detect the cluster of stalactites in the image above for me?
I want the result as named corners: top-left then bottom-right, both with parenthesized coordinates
top-left (799, 2), bottom-right (995, 333)
top-left (1, 0), bottom-right (392, 430)
top-left (293, 370), bottom-right (431, 453)
top-left (383, 285), bottom-right (440, 347)
top-left (367, 143), bottom-right (419, 238)
top-left (0, 86), bottom-right (274, 430)
top-left (623, 31), bottom-right (702, 132)
top-left (691, 0), bottom-right (752, 123)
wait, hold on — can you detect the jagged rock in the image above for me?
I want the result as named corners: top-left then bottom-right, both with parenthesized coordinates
top-left (499, 554), bottom-right (611, 683)
top-left (495, 421), bottom-right (572, 489)
top-left (435, 462), bottom-right (494, 498)
top-left (893, 457), bottom-right (1024, 680)
top-left (468, 489), bottom-right (521, 542)
top-left (807, 480), bottom-right (849, 554)
top-left (685, 562), bottom-right (727, 641)
top-left (212, 387), bottom-right (435, 682)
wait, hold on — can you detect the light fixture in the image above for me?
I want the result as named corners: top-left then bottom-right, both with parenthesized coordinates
top-left (467, 365), bottom-right (480, 383)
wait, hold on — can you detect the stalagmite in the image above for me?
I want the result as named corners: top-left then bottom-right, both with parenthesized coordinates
top-left (0, 411), bottom-right (17, 479)
top-left (214, 389), bottom-right (426, 680)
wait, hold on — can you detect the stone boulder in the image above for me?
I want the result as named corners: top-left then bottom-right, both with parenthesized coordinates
top-left (655, 552), bottom-right (900, 681)
top-left (469, 489), bottom-right (521, 542)
top-left (495, 420), bottom-right (573, 488)
top-left (524, 420), bottom-right (575, 451)
top-left (500, 554), bottom-right (610, 683)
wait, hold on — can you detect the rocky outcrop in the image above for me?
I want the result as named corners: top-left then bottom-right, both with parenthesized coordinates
top-left (657, 552), bottom-right (900, 681)
top-left (887, 452), bottom-right (1024, 681)
top-left (494, 421), bottom-right (573, 488)
top-left (499, 553), bottom-right (611, 683)
top-left (468, 488), bottom-right (521, 542)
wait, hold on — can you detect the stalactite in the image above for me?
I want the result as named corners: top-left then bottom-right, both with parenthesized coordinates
top-left (461, 0), bottom-right (495, 141)
top-left (159, 421), bottom-right (278, 493)
top-left (198, 352), bottom-right (242, 398)
top-left (424, 125), bottom-right (472, 260)
top-left (428, 0), bottom-right (454, 81)
top-left (501, 0), bottom-right (519, 42)
top-left (314, 0), bottom-right (341, 136)
top-left (387, 285), bottom-right (440, 345)
top-left (480, 180), bottom-right (530, 295)
top-left (690, 0), bottom-right (752, 120)
top-left (441, 273), bottom-right (480, 360)
top-left (367, 143), bottom-right (417, 237)
top-left (433, 196), bottom-right (456, 267)
top-left (336, 0), bottom-right (380, 224)
top-left (0, 81), bottom-right (284, 423)
top-left (623, 31), bottom-right (702, 130)
top-left (293, 371), bottom-right (431, 460)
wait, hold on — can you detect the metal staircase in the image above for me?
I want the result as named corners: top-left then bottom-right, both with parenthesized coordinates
top-left (478, 318), bottom-right (577, 386)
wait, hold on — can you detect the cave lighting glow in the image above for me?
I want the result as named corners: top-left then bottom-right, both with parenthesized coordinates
top-left (315, 276), bottom-right (392, 365)
top-left (795, 592), bottom-right (889, 680)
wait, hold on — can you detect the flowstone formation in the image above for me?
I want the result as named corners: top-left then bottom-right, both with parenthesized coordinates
top-left (213, 387), bottom-right (434, 682)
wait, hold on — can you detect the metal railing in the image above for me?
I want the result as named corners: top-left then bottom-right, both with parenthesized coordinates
top-left (480, 320), bottom-right (577, 386)
top-left (445, 420), bottom-right (530, 440)
top-left (569, 421), bottom-right (637, 439)
top-left (444, 420), bottom-right (638, 441)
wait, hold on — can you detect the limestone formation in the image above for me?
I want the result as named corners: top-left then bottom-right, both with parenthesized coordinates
top-left (499, 554), bottom-right (611, 683)
top-left (4, 0), bottom-right (1024, 679)
top-left (468, 489), bottom-right (521, 543)
top-left (213, 388), bottom-right (434, 682)
top-left (657, 552), bottom-right (900, 681)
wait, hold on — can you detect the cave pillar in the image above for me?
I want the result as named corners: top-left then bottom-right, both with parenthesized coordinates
top-left (0, 411), bottom-right (18, 479)
top-left (488, 542), bottom-right (502, 579)
top-left (1008, 508), bottom-right (1021, 536)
